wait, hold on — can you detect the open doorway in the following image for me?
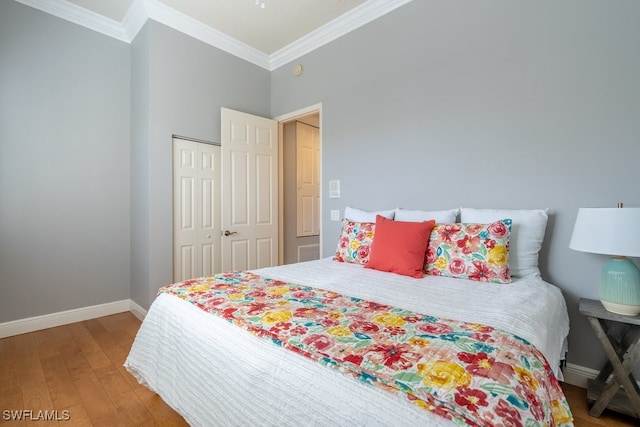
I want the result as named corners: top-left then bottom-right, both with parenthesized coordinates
top-left (277, 105), bottom-right (322, 265)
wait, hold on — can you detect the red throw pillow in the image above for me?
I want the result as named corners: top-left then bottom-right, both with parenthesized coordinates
top-left (365, 215), bottom-right (436, 278)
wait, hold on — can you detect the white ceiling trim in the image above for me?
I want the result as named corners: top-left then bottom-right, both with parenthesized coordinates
top-left (270, 0), bottom-right (414, 70)
top-left (135, 0), bottom-right (270, 68)
top-left (13, 0), bottom-right (414, 71)
top-left (14, 0), bottom-right (129, 41)
top-left (121, 0), bottom-right (148, 42)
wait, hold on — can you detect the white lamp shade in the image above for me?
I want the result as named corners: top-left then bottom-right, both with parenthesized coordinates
top-left (569, 208), bottom-right (640, 257)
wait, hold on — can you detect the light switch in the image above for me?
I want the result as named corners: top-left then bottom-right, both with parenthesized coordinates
top-left (330, 210), bottom-right (340, 221)
top-left (329, 180), bottom-right (340, 199)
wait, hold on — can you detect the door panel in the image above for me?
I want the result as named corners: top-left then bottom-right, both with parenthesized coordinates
top-left (231, 239), bottom-right (249, 271)
top-left (202, 178), bottom-right (214, 229)
top-left (256, 238), bottom-right (273, 269)
top-left (202, 243), bottom-right (214, 276)
top-left (180, 246), bottom-right (195, 279)
top-left (173, 138), bottom-right (222, 281)
top-left (181, 177), bottom-right (195, 230)
top-left (230, 150), bottom-right (249, 226)
top-left (256, 126), bottom-right (273, 147)
top-left (296, 122), bottom-right (320, 237)
top-left (221, 108), bottom-right (278, 272)
top-left (298, 244), bottom-right (320, 263)
top-left (301, 196), bottom-right (314, 234)
top-left (231, 122), bottom-right (248, 143)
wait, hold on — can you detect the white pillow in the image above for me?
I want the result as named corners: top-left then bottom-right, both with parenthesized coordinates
top-left (460, 208), bottom-right (549, 278)
top-left (344, 206), bottom-right (395, 222)
top-left (394, 208), bottom-right (459, 223)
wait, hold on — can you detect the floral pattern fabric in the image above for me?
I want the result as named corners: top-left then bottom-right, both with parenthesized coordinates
top-left (426, 220), bottom-right (512, 284)
top-left (159, 272), bottom-right (572, 426)
top-left (334, 219), bottom-right (375, 264)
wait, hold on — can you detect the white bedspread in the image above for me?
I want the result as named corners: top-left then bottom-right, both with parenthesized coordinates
top-left (125, 258), bottom-right (569, 426)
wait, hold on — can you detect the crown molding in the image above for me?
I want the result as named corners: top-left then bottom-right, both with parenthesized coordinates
top-left (269, 0), bottom-right (414, 70)
top-left (122, 0), bottom-right (148, 42)
top-left (13, 0), bottom-right (414, 71)
top-left (142, 0), bottom-right (270, 69)
top-left (14, 0), bottom-right (129, 42)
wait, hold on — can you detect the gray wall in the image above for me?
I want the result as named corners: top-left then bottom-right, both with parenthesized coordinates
top-left (130, 22), bottom-right (271, 308)
top-left (0, 2), bottom-right (270, 320)
top-left (0, 1), bottom-right (131, 322)
top-left (271, 0), bottom-right (640, 372)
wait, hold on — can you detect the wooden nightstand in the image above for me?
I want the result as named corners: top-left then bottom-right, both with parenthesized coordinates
top-left (579, 298), bottom-right (640, 418)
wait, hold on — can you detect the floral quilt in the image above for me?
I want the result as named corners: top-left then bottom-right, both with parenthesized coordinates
top-left (159, 272), bottom-right (573, 427)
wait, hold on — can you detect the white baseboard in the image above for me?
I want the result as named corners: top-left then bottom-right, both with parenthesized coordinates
top-left (129, 299), bottom-right (148, 320)
top-left (562, 363), bottom-right (600, 389)
top-left (0, 299), bottom-right (147, 338)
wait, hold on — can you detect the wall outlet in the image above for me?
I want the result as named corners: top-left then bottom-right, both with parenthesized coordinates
top-left (330, 210), bottom-right (340, 221)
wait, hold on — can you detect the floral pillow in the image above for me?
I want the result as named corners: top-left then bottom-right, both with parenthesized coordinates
top-left (334, 219), bottom-right (375, 264)
top-left (425, 219), bottom-right (512, 284)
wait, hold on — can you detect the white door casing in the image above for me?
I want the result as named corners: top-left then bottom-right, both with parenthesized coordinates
top-left (275, 104), bottom-right (323, 265)
top-left (296, 122), bottom-right (320, 237)
top-left (172, 138), bottom-right (222, 282)
top-left (221, 108), bottom-right (278, 272)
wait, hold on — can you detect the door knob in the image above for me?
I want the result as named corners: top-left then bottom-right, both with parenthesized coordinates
top-left (223, 230), bottom-right (237, 237)
top-left (206, 234), bottom-right (211, 239)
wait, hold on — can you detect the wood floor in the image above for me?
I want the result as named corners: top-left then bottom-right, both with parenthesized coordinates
top-left (0, 312), bottom-right (187, 426)
top-left (0, 312), bottom-right (638, 426)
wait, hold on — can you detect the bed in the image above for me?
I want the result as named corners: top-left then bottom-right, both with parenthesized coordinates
top-left (125, 208), bottom-right (572, 426)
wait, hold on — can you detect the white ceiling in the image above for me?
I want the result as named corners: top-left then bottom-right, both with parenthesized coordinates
top-left (66, 0), bottom-right (366, 55)
top-left (16, 0), bottom-right (412, 70)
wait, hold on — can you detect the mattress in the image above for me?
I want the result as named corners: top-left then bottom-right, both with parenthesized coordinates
top-left (125, 258), bottom-right (570, 426)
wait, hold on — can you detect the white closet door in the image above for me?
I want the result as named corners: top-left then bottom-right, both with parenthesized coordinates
top-left (173, 138), bottom-right (221, 281)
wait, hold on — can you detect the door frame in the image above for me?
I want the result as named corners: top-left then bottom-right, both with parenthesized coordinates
top-left (274, 103), bottom-right (323, 265)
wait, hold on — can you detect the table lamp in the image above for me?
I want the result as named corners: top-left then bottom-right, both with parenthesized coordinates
top-left (569, 204), bottom-right (640, 316)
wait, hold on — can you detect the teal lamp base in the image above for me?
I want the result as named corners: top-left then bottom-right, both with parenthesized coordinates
top-left (599, 257), bottom-right (640, 316)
